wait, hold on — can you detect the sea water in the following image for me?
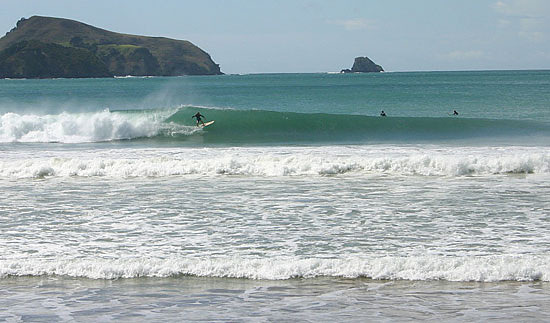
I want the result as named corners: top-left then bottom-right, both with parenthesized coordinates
top-left (1, 71), bottom-right (550, 321)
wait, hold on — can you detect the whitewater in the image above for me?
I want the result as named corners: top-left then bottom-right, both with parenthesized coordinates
top-left (1, 146), bottom-right (550, 178)
top-left (1, 71), bottom-right (550, 321)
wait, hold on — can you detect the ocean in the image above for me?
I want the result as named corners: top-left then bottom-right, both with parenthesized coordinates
top-left (1, 71), bottom-right (550, 321)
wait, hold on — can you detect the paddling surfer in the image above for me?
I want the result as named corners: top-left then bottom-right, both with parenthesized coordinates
top-left (380, 110), bottom-right (387, 117)
top-left (192, 112), bottom-right (206, 126)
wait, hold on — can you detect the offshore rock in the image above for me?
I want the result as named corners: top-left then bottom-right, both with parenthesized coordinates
top-left (341, 56), bottom-right (383, 73)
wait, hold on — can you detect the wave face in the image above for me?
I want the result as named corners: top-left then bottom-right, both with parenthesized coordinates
top-left (1, 256), bottom-right (549, 281)
top-left (3, 106), bottom-right (548, 144)
top-left (168, 106), bottom-right (550, 144)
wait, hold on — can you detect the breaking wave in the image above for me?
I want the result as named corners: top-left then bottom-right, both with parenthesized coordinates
top-left (1, 106), bottom-right (549, 144)
top-left (0, 109), bottom-right (195, 143)
top-left (1, 255), bottom-right (549, 281)
top-left (1, 147), bottom-right (549, 178)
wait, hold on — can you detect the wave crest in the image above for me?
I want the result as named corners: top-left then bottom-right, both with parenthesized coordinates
top-left (0, 110), bottom-right (181, 143)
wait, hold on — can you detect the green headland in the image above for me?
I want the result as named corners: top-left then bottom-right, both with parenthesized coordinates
top-left (0, 16), bottom-right (223, 78)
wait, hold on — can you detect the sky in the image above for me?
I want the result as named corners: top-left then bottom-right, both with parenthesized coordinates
top-left (1, 0), bottom-right (549, 74)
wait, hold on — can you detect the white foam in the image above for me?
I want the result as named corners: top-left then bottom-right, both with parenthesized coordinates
top-left (1, 256), bottom-right (548, 281)
top-left (1, 146), bottom-right (549, 178)
top-left (0, 110), bottom-right (183, 143)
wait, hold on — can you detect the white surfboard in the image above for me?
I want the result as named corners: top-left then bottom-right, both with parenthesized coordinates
top-left (200, 120), bottom-right (215, 128)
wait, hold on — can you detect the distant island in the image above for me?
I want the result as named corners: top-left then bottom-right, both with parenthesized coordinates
top-left (0, 16), bottom-right (223, 78)
top-left (341, 56), bottom-right (384, 73)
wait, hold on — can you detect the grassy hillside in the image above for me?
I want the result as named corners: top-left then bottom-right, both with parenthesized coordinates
top-left (0, 16), bottom-right (222, 77)
top-left (0, 40), bottom-right (111, 78)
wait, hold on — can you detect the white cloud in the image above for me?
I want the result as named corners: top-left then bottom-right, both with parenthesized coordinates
top-left (493, 0), bottom-right (550, 17)
top-left (518, 31), bottom-right (545, 42)
top-left (493, 1), bottom-right (510, 14)
top-left (498, 19), bottom-right (511, 26)
top-left (328, 18), bottom-right (376, 31)
top-left (443, 50), bottom-right (485, 61)
top-left (534, 50), bottom-right (550, 60)
top-left (493, 0), bottom-right (549, 42)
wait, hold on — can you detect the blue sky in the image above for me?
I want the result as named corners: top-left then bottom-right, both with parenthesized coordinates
top-left (1, 0), bottom-right (549, 73)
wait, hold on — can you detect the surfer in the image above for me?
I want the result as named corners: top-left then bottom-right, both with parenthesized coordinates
top-left (453, 110), bottom-right (459, 115)
top-left (380, 110), bottom-right (387, 117)
top-left (192, 112), bottom-right (206, 126)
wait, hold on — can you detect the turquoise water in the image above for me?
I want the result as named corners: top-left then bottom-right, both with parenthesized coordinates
top-left (1, 71), bottom-right (550, 321)
top-left (2, 70), bottom-right (549, 119)
top-left (1, 71), bottom-right (550, 146)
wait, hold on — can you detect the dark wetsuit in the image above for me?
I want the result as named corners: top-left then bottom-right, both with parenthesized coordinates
top-left (192, 112), bottom-right (205, 125)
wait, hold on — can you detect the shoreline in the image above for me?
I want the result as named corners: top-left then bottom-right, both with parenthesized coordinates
top-left (2, 276), bottom-right (549, 321)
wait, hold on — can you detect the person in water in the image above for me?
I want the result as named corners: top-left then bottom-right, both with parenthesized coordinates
top-left (192, 112), bottom-right (206, 126)
top-left (380, 110), bottom-right (387, 117)
top-left (453, 110), bottom-right (459, 115)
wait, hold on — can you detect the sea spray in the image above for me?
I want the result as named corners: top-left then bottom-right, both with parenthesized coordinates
top-left (0, 109), bottom-right (181, 143)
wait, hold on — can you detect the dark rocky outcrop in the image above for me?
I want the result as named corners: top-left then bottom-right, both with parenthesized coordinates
top-left (0, 16), bottom-right (223, 78)
top-left (341, 56), bottom-right (383, 73)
